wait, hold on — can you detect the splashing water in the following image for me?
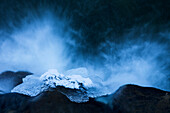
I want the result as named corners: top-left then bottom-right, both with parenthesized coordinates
top-left (0, 0), bottom-right (169, 103)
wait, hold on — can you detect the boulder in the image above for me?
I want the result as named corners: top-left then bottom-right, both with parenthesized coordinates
top-left (0, 84), bottom-right (169, 113)
top-left (27, 89), bottom-right (112, 113)
top-left (0, 93), bottom-right (30, 113)
top-left (111, 84), bottom-right (170, 113)
top-left (0, 71), bottom-right (32, 93)
top-left (0, 89), bottom-right (112, 113)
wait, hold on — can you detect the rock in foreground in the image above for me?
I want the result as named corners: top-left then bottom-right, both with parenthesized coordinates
top-left (0, 89), bottom-right (111, 113)
top-left (110, 84), bottom-right (170, 113)
top-left (0, 71), bottom-right (32, 93)
top-left (0, 84), bottom-right (169, 113)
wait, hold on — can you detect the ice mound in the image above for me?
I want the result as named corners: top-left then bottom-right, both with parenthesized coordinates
top-left (11, 75), bottom-right (47, 96)
top-left (40, 69), bottom-right (93, 89)
top-left (12, 69), bottom-right (95, 102)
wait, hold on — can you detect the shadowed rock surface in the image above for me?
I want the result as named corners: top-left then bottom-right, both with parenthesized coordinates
top-left (0, 71), bottom-right (32, 93)
top-left (0, 93), bottom-right (30, 113)
top-left (27, 90), bottom-right (112, 113)
top-left (0, 84), bottom-right (169, 113)
top-left (110, 84), bottom-right (170, 113)
top-left (0, 89), bottom-right (112, 113)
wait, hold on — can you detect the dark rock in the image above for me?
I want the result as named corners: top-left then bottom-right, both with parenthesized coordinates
top-left (0, 71), bottom-right (32, 93)
top-left (0, 93), bottom-right (30, 113)
top-left (110, 84), bottom-right (170, 113)
top-left (15, 71), bottom-right (33, 79)
top-left (27, 89), bottom-right (112, 113)
top-left (0, 89), bottom-right (112, 113)
top-left (0, 84), bottom-right (169, 113)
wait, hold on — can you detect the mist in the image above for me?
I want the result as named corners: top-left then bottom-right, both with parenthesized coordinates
top-left (0, 0), bottom-right (169, 96)
top-left (100, 34), bottom-right (170, 92)
top-left (0, 11), bottom-right (71, 74)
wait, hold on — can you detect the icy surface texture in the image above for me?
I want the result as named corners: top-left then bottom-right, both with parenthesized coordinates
top-left (40, 69), bottom-right (93, 89)
top-left (12, 68), bottom-right (96, 102)
top-left (12, 75), bottom-right (47, 96)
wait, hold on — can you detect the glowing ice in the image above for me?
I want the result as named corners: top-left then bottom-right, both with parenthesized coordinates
top-left (12, 69), bottom-right (94, 97)
top-left (40, 69), bottom-right (93, 89)
top-left (11, 75), bottom-right (46, 96)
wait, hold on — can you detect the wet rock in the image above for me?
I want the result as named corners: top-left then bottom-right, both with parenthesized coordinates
top-left (0, 84), bottom-right (169, 113)
top-left (111, 84), bottom-right (170, 113)
top-left (0, 93), bottom-right (30, 113)
top-left (0, 89), bottom-right (112, 113)
top-left (0, 71), bottom-right (32, 93)
top-left (27, 89), bottom-right (112, 113)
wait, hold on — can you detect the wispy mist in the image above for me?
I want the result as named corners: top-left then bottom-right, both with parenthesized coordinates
top-left (0, 11), bottom-right (70, 74)
top-left (100, 37), bottom-right (169, 92)
top-left (0, 0), bottom-right (169, 95)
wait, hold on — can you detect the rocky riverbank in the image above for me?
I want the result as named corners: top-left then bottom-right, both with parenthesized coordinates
top-left (0, 71), bottom-right (169, 113)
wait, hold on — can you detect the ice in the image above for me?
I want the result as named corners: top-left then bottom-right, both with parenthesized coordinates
top-left (12, 75), bottom-right (47, 96)
top-left (12, 68), bottom-right (94, 101)
top-left (40, 69), bottom-right (93, 89)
